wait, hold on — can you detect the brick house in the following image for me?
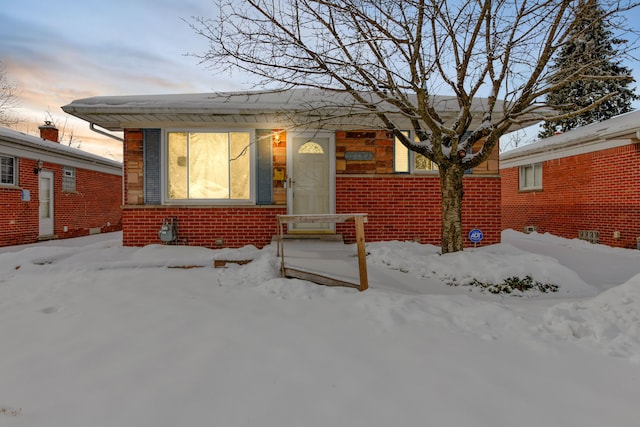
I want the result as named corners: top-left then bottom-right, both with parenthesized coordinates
top-left (62, 89), bottom-right (501, 249)
top-left (0, 123), bottom-right (123, 247)
top-left (501, 110), bottom-right (640, 249)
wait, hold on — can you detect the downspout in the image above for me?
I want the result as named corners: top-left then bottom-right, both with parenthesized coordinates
top-left (89, 123), bottom-right (124, 142)
top-left (89, 123), bottom-right (126, 208)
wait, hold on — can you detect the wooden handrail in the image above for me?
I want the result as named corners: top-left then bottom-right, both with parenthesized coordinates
top-left (276, 214), bottom-right (369, 291)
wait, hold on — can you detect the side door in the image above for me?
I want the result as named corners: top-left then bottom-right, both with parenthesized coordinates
top-left (38, 170), bottom-right (54, 236)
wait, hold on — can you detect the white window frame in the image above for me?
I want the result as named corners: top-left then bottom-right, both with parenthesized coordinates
top-left (519, 163), bottom-right (543, 190)
top-left (394, 132), bottom-right (438, 174)
top-left (162, 129), bottom-right (256, 205)
top-left (62, 166), bottom-right (76, 192)
top-left (0, 154), bottom-right (17, 186)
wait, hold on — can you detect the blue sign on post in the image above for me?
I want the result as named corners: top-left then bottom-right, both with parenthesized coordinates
top-left (468, 229), bottom-right (483, 245)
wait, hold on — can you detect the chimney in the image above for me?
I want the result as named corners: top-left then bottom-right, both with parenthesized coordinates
top-left (39, 121), bottom-right (59, 143)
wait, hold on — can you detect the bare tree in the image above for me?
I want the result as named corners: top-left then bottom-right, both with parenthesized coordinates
top-left (190, 0), bottom-right (639, 253)
top-left (500, 126), bottom-right (540, 152)
top-left (44, 110), bottom-right (82, 149)
top-left (0, 60), bottom-right (19, 126)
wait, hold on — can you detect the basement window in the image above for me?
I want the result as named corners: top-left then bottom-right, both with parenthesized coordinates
top-left (0, 155), bottom-right (16, 185)
top-left (519, 163), bottom-right (542, 190)
top-left (578, 230), bottom-right (599, 244)
top-left (62, 166), bottom-right (76, 192)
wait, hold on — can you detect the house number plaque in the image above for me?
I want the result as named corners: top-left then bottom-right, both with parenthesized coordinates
top-left (344, 151), bottom-right (373, 161)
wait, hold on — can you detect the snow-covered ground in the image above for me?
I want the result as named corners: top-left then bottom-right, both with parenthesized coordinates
top-left (0, 230), bottom-right (638, 426)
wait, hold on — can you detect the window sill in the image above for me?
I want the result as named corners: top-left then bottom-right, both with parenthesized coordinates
top-left (518, 187), bottom-right (543, 193)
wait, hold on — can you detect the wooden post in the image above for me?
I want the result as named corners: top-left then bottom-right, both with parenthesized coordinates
top-left (278, 217), bottom-right (285, 276)
top-left (354, 216), bottom-right (368, 291)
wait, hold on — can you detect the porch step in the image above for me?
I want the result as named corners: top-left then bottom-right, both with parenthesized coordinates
top-left (272, 234), bottom-right (344, 242)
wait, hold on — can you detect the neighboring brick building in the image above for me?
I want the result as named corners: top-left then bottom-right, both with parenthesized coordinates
top-left (62, 89), bottom-right (501, 249)
top-left (0, 123), bottom-right (122, 247)
top-left (501, 110), bottom-right (640, 249)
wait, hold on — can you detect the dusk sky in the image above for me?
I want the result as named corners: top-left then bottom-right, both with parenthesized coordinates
top-left (1, 0), bottom-right (245, 160)
top-left (1, 0), bottom-right (639, 161)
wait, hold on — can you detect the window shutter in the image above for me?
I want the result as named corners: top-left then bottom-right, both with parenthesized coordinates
top-left (144, 129), bottom-right (161, 204)
top-left (255, 129), bottom-right (273, 205)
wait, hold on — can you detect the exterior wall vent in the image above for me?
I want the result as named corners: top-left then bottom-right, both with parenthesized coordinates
top-left (523, 225), bottom-right (537, 234)
top-left (578, 230), bottom-right (599, 244)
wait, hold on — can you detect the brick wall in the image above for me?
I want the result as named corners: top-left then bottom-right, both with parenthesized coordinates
top-left (54, 165), bottom-right (122, 238)
top-left (121, 129), bottom-right (287, 248)
top-left (0, 158), bottom-right (40, 246)
top-left (501, 142), bottom-right (640, 248)
top-left (336, 175), bottom-right (501, 246)
top-left (0, 158), bottom-right (122, 247)
top-left (121, 128), bottom-right (500, 249)
top-left (122, 206), bottom-right (286, 248)
top-left (121, 176), bottom-right (501, 249)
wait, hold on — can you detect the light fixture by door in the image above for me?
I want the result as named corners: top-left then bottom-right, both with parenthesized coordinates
top-left (34, 159), bottom-right (43, 174)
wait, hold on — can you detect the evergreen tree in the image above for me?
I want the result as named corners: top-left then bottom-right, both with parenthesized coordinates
top-left (539, 0), bottom-right (638, 138)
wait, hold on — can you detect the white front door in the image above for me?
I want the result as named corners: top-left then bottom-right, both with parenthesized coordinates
top-left (287, 133), bottom-right (335, 232)
top-left (39, 170), bottom-right (54, 236)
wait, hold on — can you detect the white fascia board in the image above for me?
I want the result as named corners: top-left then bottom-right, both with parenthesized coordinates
top-left (500, 137), bottom-right (633, 169)
top-left (1, 140), bottom-right (122, 176)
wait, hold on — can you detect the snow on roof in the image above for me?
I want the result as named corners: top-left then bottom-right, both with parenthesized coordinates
top-left (61, 88), bottom-right (507, 131)
top-left (500, 109), bottom-right (640, 166)
top-left (0, 126), bottom-right (122, 173)
top-left (63, 89), bottom-right (495, 112)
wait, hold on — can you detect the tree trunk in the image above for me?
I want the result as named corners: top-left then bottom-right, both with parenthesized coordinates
top-left (440, 164), bottom-right (465, 253)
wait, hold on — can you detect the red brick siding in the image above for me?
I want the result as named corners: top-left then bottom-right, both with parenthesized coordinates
top-left (501, 143), bottom-right (640, 248)
top-left (0, 158), bottom-right (122, 247)
top-left (122, 206), bottom-right (286, 248)
top-left (54, 166), bottom-right (122, 238)
top-left (121, 128), bottom-right (501, 249)
top-left (0, 158), bottom-right (40, 246)
top-left (336, 175), bottom-right (501, 246)
top-left (122, 175), bottom-right (501, 249)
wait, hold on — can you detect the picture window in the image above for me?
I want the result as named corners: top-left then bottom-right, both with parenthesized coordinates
top-left (166, 131), bottom-right (252, 202)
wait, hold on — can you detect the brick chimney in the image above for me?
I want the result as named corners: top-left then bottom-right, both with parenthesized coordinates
top-left (39, 121), bottom-right (59, 143)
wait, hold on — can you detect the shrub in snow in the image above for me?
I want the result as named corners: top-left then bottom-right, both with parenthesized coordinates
top-left (448, 275), bottom-right (559, 295)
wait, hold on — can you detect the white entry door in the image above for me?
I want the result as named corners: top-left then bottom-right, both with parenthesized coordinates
top-left (39, 170), bottom-right (54, 236)
top-left (287, 134), bottom-right (335, 232)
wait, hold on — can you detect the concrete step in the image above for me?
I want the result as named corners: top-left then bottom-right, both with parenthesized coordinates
top-left (272, 234), bottom-right (344, 242)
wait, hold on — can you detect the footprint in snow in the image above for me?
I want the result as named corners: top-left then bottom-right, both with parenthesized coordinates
top-left (40, 306), bottom-right (62, 314)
